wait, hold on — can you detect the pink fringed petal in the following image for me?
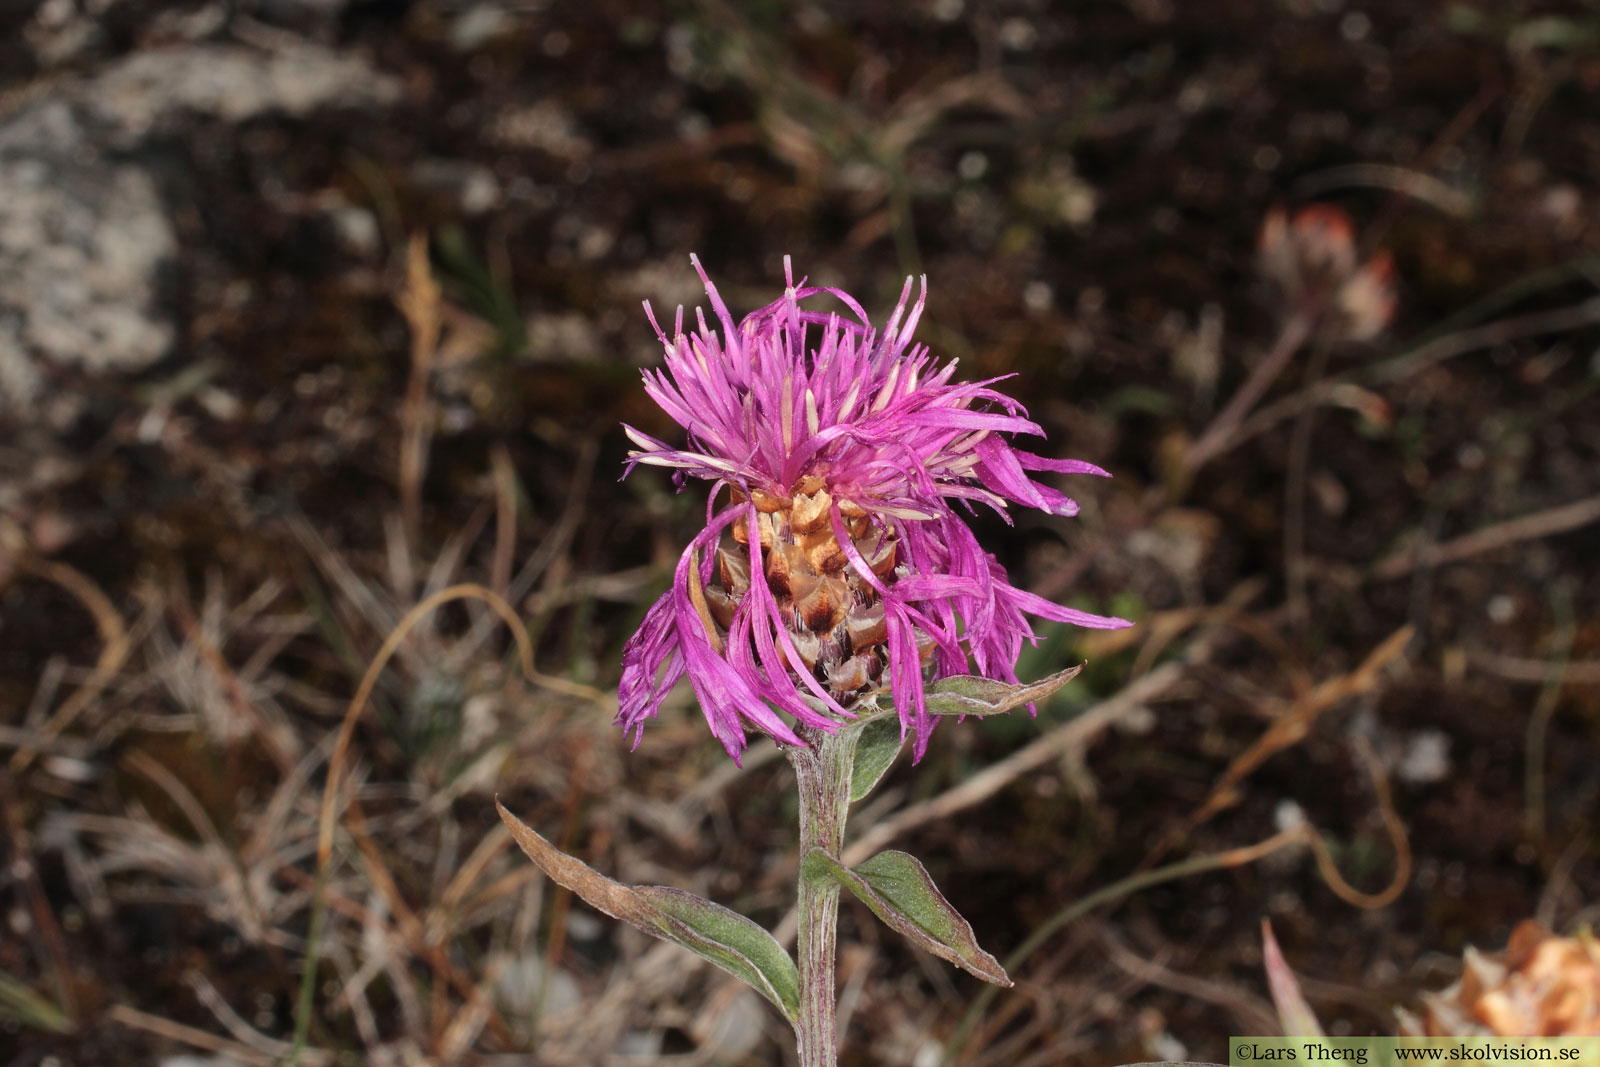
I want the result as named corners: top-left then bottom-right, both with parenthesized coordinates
top-left (619, 258), bottom-right (1133, 760)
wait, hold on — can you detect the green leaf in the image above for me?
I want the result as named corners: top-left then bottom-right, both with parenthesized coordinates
top-left (0, 971), bottom-right (71, 1034)
top-left (850, 716), bottom-right (904, 802)
top-left (803, 849), bottom-right (1010, 987)
top-left (496, 799), bottom-right (800, 1021)
top-left (921, 664), bottom-right (1082, 718)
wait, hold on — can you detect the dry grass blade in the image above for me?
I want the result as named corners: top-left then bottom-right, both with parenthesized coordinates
top-left (294, 583), bottom-right (537, 1062)
top-left (842, 645), bottom-right (1211, 869)
top-left (1371, 493), bottom-right (1600, 581)
top-left (1185, 312), bottom-right (1313, 474)
top-left (1225, 297), bottom-right (1600, 457)
top-left (186, 970), bottom-right (308, 1058)
top-left (398, 231), bottom-right (442, 555)
top-left (491, 442), bottom-right (517, 598)
top-left (10, 558), bottom-right (130, 774)
top-left (168, 598), bottom-right (298, 773)
top-left (0, 778), bottom-right (76, 1026)
top-left (432, 822), bottom-right (514, 929)
top-left (1291, 163), bottom-right (1475, 217)
top-left (942, 828), bottom-right (1310, 1067)
top-left (1472, 652), bottom-right (1600, 686)
top-left (1097, 924), bottom-right (1279, 1035)
top-left (313, 583), bottom-right (535, 872)
top-left (0, 971), bottom-right (70, 1034)
top-left (111, 1003), bottom-right (333, 1067)
top-left (1146, 624), bottom-right (1414, 865)
top-left (339, 800), bottom-right (516, 1047)
top-left (1302, 735), bottom-right (1411, 910)
top-left (437, 954), bottom-right (509, 1061)
top-left (1524, 583), bottom-right (1575, 843)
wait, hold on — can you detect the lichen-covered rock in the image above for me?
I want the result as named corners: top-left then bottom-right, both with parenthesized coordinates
top-left (86, 42), bottom-right (400, 143)
top-left (0, 98), bottom-right (176, 423)
top-left (0, 40), bottom-right (399, 424)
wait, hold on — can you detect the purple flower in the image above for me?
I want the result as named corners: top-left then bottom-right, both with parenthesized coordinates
top-left (619, 257), bottom-right (1130, 762)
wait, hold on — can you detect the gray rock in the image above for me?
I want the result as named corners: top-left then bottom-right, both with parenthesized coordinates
top-left (87, 42), bottom-right (400, 143)
top-left (0, 40), bottom-right (399, 423)
top-left (0, 98), bottom-right (177, 421)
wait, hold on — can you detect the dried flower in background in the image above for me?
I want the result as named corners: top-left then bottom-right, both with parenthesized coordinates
top-left (1258, 204), bottom-right (1397, 342)
top-left (1399, 921), bottom-right (1600, 1037)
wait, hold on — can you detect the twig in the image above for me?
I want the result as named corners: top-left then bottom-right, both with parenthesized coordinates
top-left (1381, 298), bottom-right (1600, 389)
top-left (1117, 580), bottom-right (1298, 693)
top-left (842, 655), bottom-right (1196, 869)
top-left (677, 742), bottom-right (787, 813)
top-left (1371, 493), bottom-right (1600, 580)
top-left (1362, 82), bottom-right (1500, 247)
top-left (1473, 652), bottom-right (1600, 686)
top-left (1224, 297), bottom-right (1600, 458)
top-left (1185, 312), bottom-right (1313, 474)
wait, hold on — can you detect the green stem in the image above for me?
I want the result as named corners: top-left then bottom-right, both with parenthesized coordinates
top-left (288, 861), bottom-right (329, 1065)
top-left (789, 726), bottom-right (858, 1067)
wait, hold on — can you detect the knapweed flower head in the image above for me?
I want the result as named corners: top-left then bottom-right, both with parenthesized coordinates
top-left (619, 257), bottom-right (1130, 762)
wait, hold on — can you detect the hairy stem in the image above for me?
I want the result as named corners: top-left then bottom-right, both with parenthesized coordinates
top-left (789, 726), bottom-right (857, 1067)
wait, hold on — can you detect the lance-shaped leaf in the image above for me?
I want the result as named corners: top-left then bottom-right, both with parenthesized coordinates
top-left (803, 848), bottom-right (1010, 987)
top-left (850, 716), bottom-right (904, 802)
top-left (496, 798), bottom-right (800, 1021)
top-left (1261, 919), bottom-right (1324, 1037)
top-left (920, 663), bottom-right (1082, 718)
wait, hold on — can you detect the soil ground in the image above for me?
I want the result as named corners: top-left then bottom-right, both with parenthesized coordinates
top-left (2, 2), bottom-right (1598, 1065)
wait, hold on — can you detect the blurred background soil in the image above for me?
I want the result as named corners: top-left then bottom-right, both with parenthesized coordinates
top-left (1, 1), bottom-right (1598, 1064)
